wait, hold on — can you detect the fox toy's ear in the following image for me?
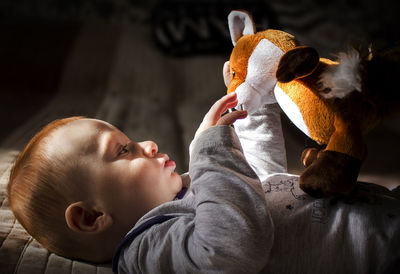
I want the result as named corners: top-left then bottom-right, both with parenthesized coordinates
top-left (228, 10), bottom-right (256, 46)
top-left (276, 46), bottom-right (320, 83)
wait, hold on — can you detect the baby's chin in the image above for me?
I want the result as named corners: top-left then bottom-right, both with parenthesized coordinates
top-left (175, 174), bottom-right (184, 190)
top-left (172, 175), bottom-right (184, 194)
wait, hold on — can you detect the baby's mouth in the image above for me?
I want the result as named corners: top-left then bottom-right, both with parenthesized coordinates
top-left (163, 155), bottom-right (176, 168)
top-left (164, 159), bottom-right (176, 168)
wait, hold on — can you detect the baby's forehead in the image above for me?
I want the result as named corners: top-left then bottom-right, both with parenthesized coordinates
top-left (72, 118), bottom-right (115, 129)
top-left (44, 119), bottom-right (116, 157)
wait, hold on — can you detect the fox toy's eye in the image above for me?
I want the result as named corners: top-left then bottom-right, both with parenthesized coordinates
top-left (232, 71), bottom-right (236, 79)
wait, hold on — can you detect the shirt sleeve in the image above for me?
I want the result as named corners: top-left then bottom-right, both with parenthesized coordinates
top-left (234, 103), bottom-right (287, 182)
top-left (118, 126), bottom-right (273, 274)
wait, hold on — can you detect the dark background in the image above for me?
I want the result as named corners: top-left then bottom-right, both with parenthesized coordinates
top-left (1, 0), bottom-right (399, 188)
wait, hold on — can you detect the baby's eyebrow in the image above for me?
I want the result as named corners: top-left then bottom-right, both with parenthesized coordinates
top-left (100, 132), bottom-right (119, 161)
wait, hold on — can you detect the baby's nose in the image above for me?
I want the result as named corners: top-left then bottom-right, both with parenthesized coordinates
top-left (142, 141), bottom-right (158, 158)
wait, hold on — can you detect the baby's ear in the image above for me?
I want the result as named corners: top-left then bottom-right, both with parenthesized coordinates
top-left (65, 202), bottom-right (113, 234)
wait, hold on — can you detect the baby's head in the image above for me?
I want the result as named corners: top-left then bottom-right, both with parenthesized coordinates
top-left (7, 117), bottom-right (182, 262)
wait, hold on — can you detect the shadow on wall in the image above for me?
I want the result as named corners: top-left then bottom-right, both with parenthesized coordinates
top-left (0, 22), bottom-right (82, 141)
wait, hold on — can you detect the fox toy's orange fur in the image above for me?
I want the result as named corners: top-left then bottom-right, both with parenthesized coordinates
top-left (225, 10), bottom-right (400, 197)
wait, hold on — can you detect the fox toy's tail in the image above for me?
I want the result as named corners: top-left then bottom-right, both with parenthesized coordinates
top-left (319, 48), bottom-right (362, 99)
top-left (319, 45), bottom-right (400, 117)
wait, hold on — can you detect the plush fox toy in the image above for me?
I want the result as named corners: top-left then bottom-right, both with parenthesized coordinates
top-left (223, 10), bottom-right (400, 198)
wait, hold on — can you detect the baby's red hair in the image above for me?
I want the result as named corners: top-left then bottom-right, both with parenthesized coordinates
top-left (7, 116), bottom-right (85, 257)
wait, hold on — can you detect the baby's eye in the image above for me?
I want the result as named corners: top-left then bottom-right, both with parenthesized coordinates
top-left (118, 144), bottom-right (129, 156)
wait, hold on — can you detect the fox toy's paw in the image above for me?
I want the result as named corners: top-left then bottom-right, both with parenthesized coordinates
top-left (299, 150), bottom-right (361, 198)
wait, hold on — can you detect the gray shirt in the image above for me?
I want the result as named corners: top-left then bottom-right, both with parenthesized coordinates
top-left (115, 104), bottom-right (400, 273)
top-left (116, 125), bottom-right (274, 273)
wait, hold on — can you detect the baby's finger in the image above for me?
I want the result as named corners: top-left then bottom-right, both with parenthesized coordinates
top-left (209, 92), bottom-right (237, 118)
top-left (222, 98), bottom-right (239, 113)
top-left (217, 110), bottom-right (248, 126)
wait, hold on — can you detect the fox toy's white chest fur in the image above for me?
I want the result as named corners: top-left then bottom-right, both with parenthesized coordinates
top-left (274, 84), bottom-right (310, 137)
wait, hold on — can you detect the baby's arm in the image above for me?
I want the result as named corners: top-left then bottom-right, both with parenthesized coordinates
top-left (234, 103), bottom-right (288, 182)
top-left (187, 126), bottom-right (273, 272)
top-left (118, 93), bottom-right (273, 273)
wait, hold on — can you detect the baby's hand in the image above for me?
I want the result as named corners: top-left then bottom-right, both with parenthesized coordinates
top-left (195, 92), bottom-right (248, 137)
